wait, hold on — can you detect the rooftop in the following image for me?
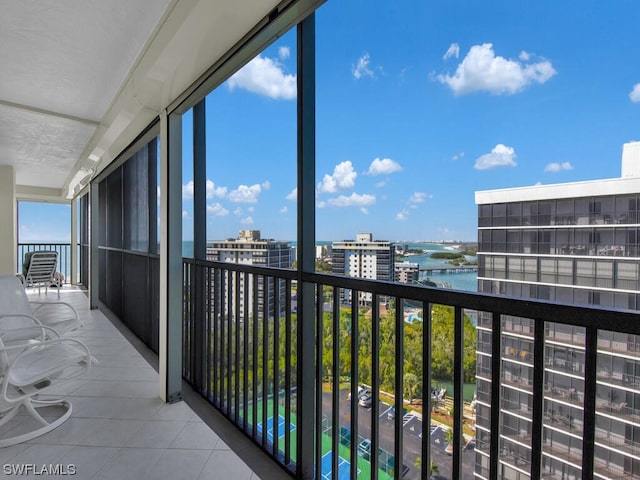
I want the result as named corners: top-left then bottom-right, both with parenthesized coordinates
top-left (476, 141), bottom-right (640, 204)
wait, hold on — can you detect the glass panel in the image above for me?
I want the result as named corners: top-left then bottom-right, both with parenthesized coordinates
top-left (204, 32), bottom-right (297, 269)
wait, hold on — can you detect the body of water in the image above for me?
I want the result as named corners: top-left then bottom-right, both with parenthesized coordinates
top-left (400, 242), bottom-right (478, 292)
top-left (186, 240), bottom-right (478, 292)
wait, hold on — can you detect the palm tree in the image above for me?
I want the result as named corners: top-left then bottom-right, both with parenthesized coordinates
top-left (404, 372), bottom-right (419, 402)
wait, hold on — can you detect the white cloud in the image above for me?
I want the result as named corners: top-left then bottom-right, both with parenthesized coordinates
top-left (396, 209), bottom-right (409, 221)
top-left (519, 50), bottom-right (531, 61)
top-left (375, 180), bottom-right (388, 188)
top-left (474, 144), bottom-right (517, 170)
top-left (280, 206), bottom-right (288, 214)
top-left (437, 43), bottom-right (556, 95)
top-left (544, 162), bottom-right (574, 172)
top-left (443, 43), bottom-right (460, 60)
top-left (366, 158), bottom-right (402, 175)
top-left (451, 151), bottom-right (465, 161)
top-left (233, 207), bottom-right (243, 216)
top-left (360, 208), bottom-right (369, 215)
top-left (278, 46), bottom-right (290, 60)
top-left (228, 183), bottom-right (263, 203)
top-left (326, 193), bottom-right (376, 207)
top-left (630, 83), bottom-right (640, 103)
top-left (409, 192), bottom-right (431, 206)
top-left (318, 161), bottom-right (357, 193)
top-left (353, 53), bottom-right (375, 79)
top-left (227, 55), bottom-right (296, 100)
top-left (182, 181), bottom-right (194, 200)
top-left (240, 216), bottom-right (254, 225)
top-left (207, 203), bottom-right (229, 216)
top-left (182, 210), bottom-right (188, 218)
top-left (286, 188), bottom-right (297, 201)
top-left (183, 180), bottom-right (226, 200)
top-left (261, 181), bottom-right (271, 190)
top-left (206, 180), bottom-right (227, 199)
top-left (247, 206), bottom-right (254, 212)
top-left (317, 200), bottom-right (326, 208)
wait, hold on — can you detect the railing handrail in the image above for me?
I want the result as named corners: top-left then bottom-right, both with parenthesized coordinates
top-left (18, 242), bottom-right (72, 246)
top-left (185, 257), bottom-right (640, 336)
top-left (181, 257), bottom-right (640, 480)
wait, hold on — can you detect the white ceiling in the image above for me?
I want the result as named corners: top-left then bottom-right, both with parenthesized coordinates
top-left (0, 0), bottom-right (284, 199)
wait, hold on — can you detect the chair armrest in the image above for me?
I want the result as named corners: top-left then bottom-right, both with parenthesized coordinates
top-left (0, 313), bottom-right (44, 329)
top-left (1, 336), bottom-right (91, 402)
top-left (29, 301), bottom-right (82, 336)
top-left (0, 324), bottom-right (61, 344)
top-left (29, 301), bottom-right (82, 328)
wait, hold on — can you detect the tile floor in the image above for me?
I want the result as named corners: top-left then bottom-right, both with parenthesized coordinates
top-left (0, 287), bottom-right (290, 480)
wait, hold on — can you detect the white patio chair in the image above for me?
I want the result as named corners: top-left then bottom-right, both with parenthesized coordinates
top-left (22, 251), bottom-right (60, 297)
top-left (0, 325), bottom-right (91, 447)
top-left (0, 276), bottom-right (81, 336)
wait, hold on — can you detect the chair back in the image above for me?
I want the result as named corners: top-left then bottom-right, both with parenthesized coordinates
top-left (0, 276), bottom-right (32, 329)
top-left (0, 275), bottom-right (42, 374)
top-left (24, 251), bottom-right (58, 288)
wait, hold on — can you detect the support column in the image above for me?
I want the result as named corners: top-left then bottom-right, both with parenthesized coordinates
top-left (159, 110), bottom-right (183, 403)
top-left (192, 99), bottom-right (206, 390)
top-left (70, 197), bottom-right (78, 284)
top-left (89, 182), bottom-right (99, 308)
top-left (0, 166), bottom-right (16, 275)
top-left (296, 13), bottom-right (316, 480)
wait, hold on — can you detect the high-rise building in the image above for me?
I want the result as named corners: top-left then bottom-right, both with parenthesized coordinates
top-left (332, 233), bottom-right (395, 304)
top-left (395, 261), bottom-right (420, 284)
top-left (474, 142), bottom-right (640, 479)
top-left (207, 230), bottom-right (292, 317)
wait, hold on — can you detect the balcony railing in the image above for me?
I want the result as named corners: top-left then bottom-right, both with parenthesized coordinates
top-left (17, 242), bottom-right (73, 283)
top-left (180, 257), bottom-right (640, 480)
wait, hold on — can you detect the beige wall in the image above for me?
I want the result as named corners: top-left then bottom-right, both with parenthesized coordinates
top-left (0, 165), bottom-right (16, 275)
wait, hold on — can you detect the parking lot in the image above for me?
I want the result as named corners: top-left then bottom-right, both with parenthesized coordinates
top-left (321, 389), bottom-right (476, 479)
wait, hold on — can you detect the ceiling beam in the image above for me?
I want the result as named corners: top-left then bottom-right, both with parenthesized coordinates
top-left (0, 99), bottom-right (100, 127)
top-left (16, 185), bottom-right (67, 203)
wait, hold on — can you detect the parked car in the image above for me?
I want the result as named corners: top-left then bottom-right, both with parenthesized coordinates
top-left (348, 385), bottom-right (372, 402)
top-left (358, 386), bottom-right (371, 398)
top-left (359, 394), bottom-right (372, 408)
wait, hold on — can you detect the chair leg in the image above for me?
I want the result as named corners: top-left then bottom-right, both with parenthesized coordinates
top-left (0, 398), bottom-right (72, 448)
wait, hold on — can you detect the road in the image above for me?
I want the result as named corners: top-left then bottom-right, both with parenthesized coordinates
top-left (321, 389), bottom-right (476, 479)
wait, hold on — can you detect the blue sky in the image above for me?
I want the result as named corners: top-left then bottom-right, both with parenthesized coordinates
top-left (21, 1), bottom-right (640, 243)
top-left (19, 201), bottom-right (71, 242)
top-left (181, 0), bottom-right (640, 242)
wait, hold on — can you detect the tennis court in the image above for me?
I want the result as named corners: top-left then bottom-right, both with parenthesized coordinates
top-left (321, 451), bottom-right (356, 480)
top-left (256, 414), bottom-right (296, 444)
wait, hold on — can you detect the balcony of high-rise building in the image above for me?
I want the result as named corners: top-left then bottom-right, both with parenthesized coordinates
top-left (2, 2), bottom-right (639, 480)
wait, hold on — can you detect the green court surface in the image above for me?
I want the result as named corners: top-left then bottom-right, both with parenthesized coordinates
top-left (244, 398), bottom-right (393, 479)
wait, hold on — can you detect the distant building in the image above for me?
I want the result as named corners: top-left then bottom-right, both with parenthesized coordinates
top-left (316, 244), bottom-right (332, 260)
top-left (395, 262), bottom-right (420, 284)
top-left (474, 142), bottom-right (640, 479)
top-left (207, 230), bottom-right (292, 317)
top-left (332, 233), bottom-right (395, 303)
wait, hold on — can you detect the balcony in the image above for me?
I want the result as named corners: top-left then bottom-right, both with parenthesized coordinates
top-left (3, 2), bottom-right (640, 480)
top-left (4, 252), bottom-right (640, 480)
top-left (0, 286), bottom-right (286, 480)
top-left (177, 257), bottom-right (640, 480)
